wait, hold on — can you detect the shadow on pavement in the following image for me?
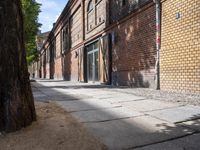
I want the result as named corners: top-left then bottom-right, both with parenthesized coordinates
top-left (31, 80), bottom-right (200, 150)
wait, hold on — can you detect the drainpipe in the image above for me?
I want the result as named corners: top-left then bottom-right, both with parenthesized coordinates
top-left (153, 0), bottom-right (161, 90)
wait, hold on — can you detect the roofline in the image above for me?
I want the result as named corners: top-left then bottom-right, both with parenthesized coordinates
top-left (39, 0), bottom-right (79, 53)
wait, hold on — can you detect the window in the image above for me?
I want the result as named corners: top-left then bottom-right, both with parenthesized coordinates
top-left (87, 0), bottom-right (93, 12)
top-left (122, 0), bottom-right (126, 7)
top-left (96, 0), bottom-right (100, 3)
top-left (62, 26), bottom-right (68, 53)
top-left (87, 0), bottom-right (95, 31)
top-left (46, 47), bottom-right (50, 62)
top-left (53, 39), bottom-right (56, 58)
top-left (96, 0), bottom-right (104, 25)
top-left (87, 0), bottom-right (104, 31)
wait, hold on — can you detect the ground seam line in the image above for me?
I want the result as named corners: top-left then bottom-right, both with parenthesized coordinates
top-left (125, 131), bottom-right (200, 150)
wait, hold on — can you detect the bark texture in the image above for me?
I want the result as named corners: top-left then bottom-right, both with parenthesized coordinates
top-left (0, 0), bottom-right (36, 132)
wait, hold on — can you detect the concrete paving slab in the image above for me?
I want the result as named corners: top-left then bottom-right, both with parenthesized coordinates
top-left (82, 90), bottom-right (112, 94)
top-left (147, 106), bottom-right (200, 123)
top-left (33, 93), bottom-right (50, 102)
top-left (32, 91), bottom-right (45, 95)
top-left (38, 89), bottom-right (92, 101)
top-left (38, 90), bottom-right (62, 96)
top-left (178, 119), bottom-right (200, 132)
top-left (53, 88), bottom-right (89, 93)
top-left (122, 99), bottom-right (181, 112)
top-left (51, 88), bottom-right (78, 94)
top-left (65, 94), bottom-right (92, 99)
top-left (56, 99), bottom-right (120, 112)
top-left (56, 90), bottom-right (112, 97)
top-left (71, 107), bottom-right (143, 123)
top-left (134, 133), bottom-right (200, 150)
top-left (94, 94), bottom-right (115, 99)
top-left (94, 93), bottom-right (136, 99)
top-left (33, 94), bottom-right (48, 99)
top-left (50, 96), bottom-right (80, 101)
top-left (84, 116), bottom-right (193, 150)
top-left (31, 87), bottom-right (40, 92)
top-left (104, 95), bottom-right (145, 103)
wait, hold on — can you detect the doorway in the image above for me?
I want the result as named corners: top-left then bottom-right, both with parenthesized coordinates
top-left (86, 41), bottom-right (99, 82)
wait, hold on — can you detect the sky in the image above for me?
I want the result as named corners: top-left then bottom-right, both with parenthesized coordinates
top-left (36, 0), bottom-right (68, 33)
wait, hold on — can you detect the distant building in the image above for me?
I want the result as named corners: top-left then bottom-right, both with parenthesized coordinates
top-left (30, 31), bottom-right (50, 78)
top-left (36, 31), bottom-right (50, 51)
top-left (34, 0), bottom-right (200, 94)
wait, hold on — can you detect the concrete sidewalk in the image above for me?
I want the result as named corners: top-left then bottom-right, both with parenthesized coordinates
top-left (32, 80), bottom-right (200, 150)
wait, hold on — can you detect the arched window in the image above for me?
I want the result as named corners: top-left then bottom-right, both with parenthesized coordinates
top-left (87, 0), bottom-right (93, 12)
top-left (87, 0), bottom-right (94, 31)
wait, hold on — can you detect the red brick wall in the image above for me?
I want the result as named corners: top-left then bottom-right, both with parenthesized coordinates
top-left (46, 63), bottom-right (50, 79)
top-left (39, 0), bottom-right (157, 87)
top-left (51, 2), bottom-right (83, 80)
top-left (55, 33), bottom-right (61, 58)
top-left (38, 0), bottom-right (156, 87)
top-left (111, 4), bottom-right (156, 88)
top-left (62, 49), bottom-right (79, 81)
top-left (70, 6), bottom-right (83, 47)
top-left (54, 57), bottom-right (63, 79)
top-left (41, 51), bottom-right (47, 78)
top-left (62, 53), bottom-right (71, 81)
top-left (70, 50), bottom-right (79, 81)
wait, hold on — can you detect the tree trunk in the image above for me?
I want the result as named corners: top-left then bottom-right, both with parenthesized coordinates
top-left (0, 0), bottom-right (36, 132)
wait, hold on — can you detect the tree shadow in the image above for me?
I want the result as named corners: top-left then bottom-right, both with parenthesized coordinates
top-left (109, 1), bottom-right (156, 89)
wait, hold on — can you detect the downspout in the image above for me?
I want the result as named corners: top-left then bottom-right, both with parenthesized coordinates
top-left (153, 0), bottom-right (161, 90)
top-left (108, 0), bottom-right (112, 85)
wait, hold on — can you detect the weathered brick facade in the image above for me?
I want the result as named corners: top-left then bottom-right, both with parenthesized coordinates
top-left (110, 2), bottom-right (156, 88)
top-left (160, 0), bottom-right (200, 93)
top-left (34, 0), bottom-right (200, 94)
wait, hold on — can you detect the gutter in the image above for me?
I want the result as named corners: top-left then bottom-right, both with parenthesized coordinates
top-left (153, 0), bottom-right (161, 90)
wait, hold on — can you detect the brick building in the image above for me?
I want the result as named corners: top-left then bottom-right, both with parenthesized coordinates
top-left (29, 31), bottom-right (50, 78)
top-left (35, 0), bottom-right (200, 94)
top-left (36, 31), bottom-right (50, 51)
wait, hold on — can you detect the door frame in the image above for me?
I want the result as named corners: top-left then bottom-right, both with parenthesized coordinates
top-left (87, 49), bottom-right (99, 82)
top-left (85, 41), bottom-right (100, 83)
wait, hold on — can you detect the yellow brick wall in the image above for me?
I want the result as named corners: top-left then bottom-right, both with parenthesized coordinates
top-left (160, 0), bottom-right (200, 93)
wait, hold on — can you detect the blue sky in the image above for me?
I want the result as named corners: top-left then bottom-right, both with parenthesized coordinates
top-left (36, 0), bottom-right (68, 33)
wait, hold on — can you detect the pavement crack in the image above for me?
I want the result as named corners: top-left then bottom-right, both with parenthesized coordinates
top-left (125, 132), bottom-right (199, 150)
top-left (109, 99), bottom-right (147, 104)
top-left (69, 106), bottom-right (122, 113)
top-left (81, 117), bottom-right (133, 124)
top-left (81, 115), bottom-right (144, 124)
top-left (175, 117), bottom-right (200, 124)
top-left (141, 105), bottom-right (186, 113)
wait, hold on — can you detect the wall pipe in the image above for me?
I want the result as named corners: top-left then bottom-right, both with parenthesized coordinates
top-left (153, 0), bottom-right (161, 90)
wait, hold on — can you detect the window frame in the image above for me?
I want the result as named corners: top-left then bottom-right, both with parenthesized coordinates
top-left (61, 26), bottom-right (69, 53)
top-left (87, 0), bottom-right (104, 32)
top-left (122, 0), bottom-right (126, 7)
top-left (87, 0), bottom-right (94, 12)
